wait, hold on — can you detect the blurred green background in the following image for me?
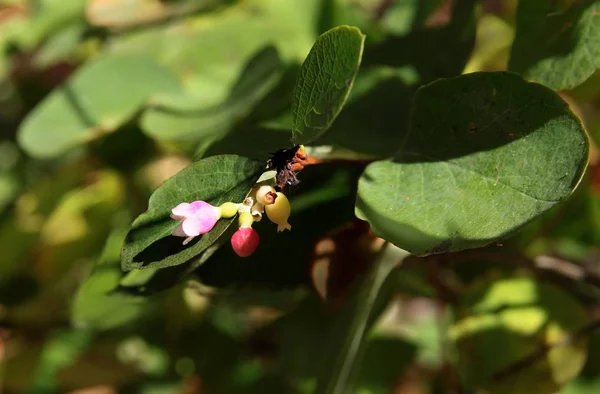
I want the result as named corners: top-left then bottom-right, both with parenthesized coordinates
top-left (1, 0), bottom-right (600, 393)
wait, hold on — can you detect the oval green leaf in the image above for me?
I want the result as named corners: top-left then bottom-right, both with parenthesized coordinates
top-left (121, 155), bottom-right (264, 271)
top-left (356, 72), bottom-right (589, 255)
top-left (18, 54), bottom-right (181, 158)
top-left (509, 1), bottom-right (600, 91)
top-left (291, 25), bottom-right (365, 145)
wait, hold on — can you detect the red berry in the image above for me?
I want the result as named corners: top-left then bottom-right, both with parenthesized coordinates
top-left (231, 227), bottom-right (260, 257)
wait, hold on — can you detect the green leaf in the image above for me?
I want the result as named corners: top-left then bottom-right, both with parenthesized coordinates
top-left (509, 1), bottom-right (600, 91)
top-left (71, 266), bottom-right (149, 330)
top-left (108, 0), bottom-right (320, 99)
top-left (356, 72), bottom-right (589, 255)
top-left (141, 45), bottom-right (283, 148)
top-left (291, 25), bottom-right (365, 145)
top-left (121, 155), bottom-right (264, 271)
top-left (17, 54), bottom-right (180, 158)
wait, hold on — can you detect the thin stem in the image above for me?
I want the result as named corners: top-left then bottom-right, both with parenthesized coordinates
top-left (316, 243), bottom-right (410, 394)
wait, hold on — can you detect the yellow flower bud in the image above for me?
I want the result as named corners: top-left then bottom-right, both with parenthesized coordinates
top-left (219, 202), bottom-right (238, 218)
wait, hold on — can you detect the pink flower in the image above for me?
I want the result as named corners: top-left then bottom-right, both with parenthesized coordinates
top-left (171, 201), bottom-right (221, 245)
top-left (231, 227), bottom-right (260, 257)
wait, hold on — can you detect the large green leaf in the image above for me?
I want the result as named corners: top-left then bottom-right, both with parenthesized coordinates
top-left (17, 54), bottom-right (181, 158)
top-left (356, 72), bottom-right (589, 255)
top-left (140, 45), bottom-right (283, 148)
top-left (291, 25), bottom-right (365, 145)
top-left (121, 155), bottom-right (264, 271)
top-left (509, 0), bottom-right (600, 91)
top-left (108, 0), bottom-right (320, 100)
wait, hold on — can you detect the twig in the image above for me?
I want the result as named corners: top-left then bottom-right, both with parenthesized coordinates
top-left (492, 319), bottom-right (600, 381)
top-left (453, 250), bottom-right (600, 294)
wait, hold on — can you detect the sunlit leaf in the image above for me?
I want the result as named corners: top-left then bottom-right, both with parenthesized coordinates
top-left (509, 1), bottom-right (600, 90)
top-left (356, 72), bottom-right (589, 255)
top-left (18, 54), bottom-right (180, 158)
top-left (291, 25), bottom-right (365, 145)
top-left (141, 45), bottom-right (283, 149)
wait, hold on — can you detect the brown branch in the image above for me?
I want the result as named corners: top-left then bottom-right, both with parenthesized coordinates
top-left (492, 319), bottom-right (600, 381)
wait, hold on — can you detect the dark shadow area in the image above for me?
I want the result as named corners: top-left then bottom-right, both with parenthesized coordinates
top-left (194, 163), bottom-right (366, 289)
top-left (317, 74), bottom-right (415, 157)
top-left (0, 274), bottom-right (38, 306)
top-left (131, 230), bottom-right (201, 266)
top-left (116, 258), bottom-right (199, 296)
top-left (203, 125), bottom-right (292, 162)
top-left (315, 0), bottom-right (477, 158)
top-left (364, 0), bottom-right (477, 82)
top-left (572, 331), bottom-right (600, 381)
top-left (89, 124), bottom-right (158, 171)
top-left (244, 63), bottom-right (299, 126)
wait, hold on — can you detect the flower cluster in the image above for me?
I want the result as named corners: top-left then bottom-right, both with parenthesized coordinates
top-left (169, 184), bottom-right (292, 257)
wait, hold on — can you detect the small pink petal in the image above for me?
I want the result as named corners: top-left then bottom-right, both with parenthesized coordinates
top-left (182, 236), bottom-right (196, 245)
top-left (189, 201), bottom-right (219, 215)
top-left (171, 202), bottom-right (195, 219)
top-left (181, 212), bottom-right (219, 236)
